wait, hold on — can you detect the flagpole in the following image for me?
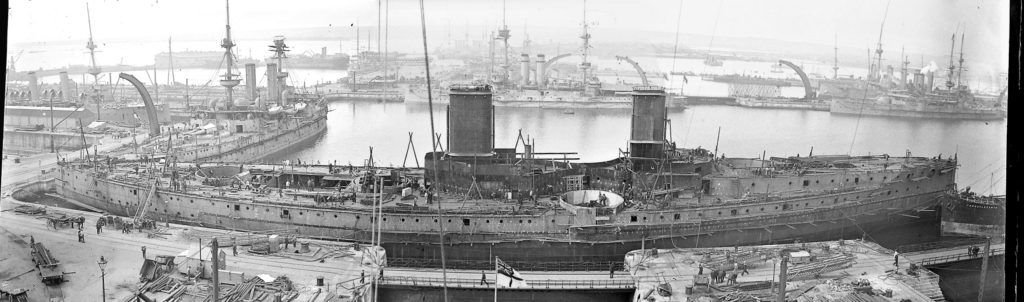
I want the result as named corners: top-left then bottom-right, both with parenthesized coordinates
top-left (493, 256), bottom-right (499, 302)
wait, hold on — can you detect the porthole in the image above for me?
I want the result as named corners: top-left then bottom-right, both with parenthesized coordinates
top-left (816, 180), bottom-right (820, 184)
top-left (334, 215), bottom-right (338, 218)
top-left (717, 211), bottom-right (722, 215)
top-left (745, 209), bottom-right (749, 213)
top-left (804, 203), bottom-right (809, 206)
top-left (499, 220), bottom-right (504, 224)
top-left (760, 207), bottom-right (764, 211)
top-left (401, 218), bottom-right (406, 222)
top-left (519, 220), bottom-right (523, 223)
top-left (486, 220), bottom-right (491, 223)
top-left (660, 215), bottom-right (665, 220)
top-left (415, 219), bottom-right (420, 223)
top-left (698, 213), bottom-right (703, 217)
top-left (528, 220), bottom-right (532, 223)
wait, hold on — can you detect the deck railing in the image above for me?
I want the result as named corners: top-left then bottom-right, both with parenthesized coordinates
top-left (378, 276), bottom-right (636, 290)
top-left (913, 247), bottom-right (1005, 267)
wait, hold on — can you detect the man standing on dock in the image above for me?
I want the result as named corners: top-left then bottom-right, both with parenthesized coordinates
top-left (481, 271), bottom-right (490, 285)
top-left (142, 246), bottom-right (147, 259)
top-left (609, 263), bottom-right (615, 279)
top-left (893, 251), bottom-right (899, 269)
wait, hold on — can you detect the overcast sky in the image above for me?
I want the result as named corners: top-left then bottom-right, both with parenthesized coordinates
top-left (7, 0), bottom-right (1009, 71)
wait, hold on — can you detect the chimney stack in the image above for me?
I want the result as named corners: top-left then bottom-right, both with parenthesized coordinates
top-left (520, 53), bottom-right (531, 87)
top-left (59, 71), bottom-right (72, 102)
top-left (446, 84), bottom-right (494, 157)
top-left (28, 71), bottom-right (39, 102)
top-left (245, 63), bottom-right (257, 106)
top-left (536, 54), bottom-right (546, 88)
top-left (267, 63), bottom-right (279, 104)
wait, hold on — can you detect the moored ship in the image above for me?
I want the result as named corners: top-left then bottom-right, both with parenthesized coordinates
top-left (54, 85), bottom-right (957, 271)
top-left (940, 188), bottom-right (1005, 238)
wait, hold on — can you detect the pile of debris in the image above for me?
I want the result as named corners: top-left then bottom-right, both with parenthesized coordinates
top-left (212, 275), bottom-right (300, 302)
top-left (127, 275), bottom-right (301, 302)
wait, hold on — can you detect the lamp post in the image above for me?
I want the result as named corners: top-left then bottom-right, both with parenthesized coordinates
top-left (98, 256), bottom-right (108, 301)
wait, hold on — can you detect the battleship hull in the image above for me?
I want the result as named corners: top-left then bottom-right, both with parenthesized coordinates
top-left (831, 98), bottom-right (1006, 120)
top-left (55, 156), bottom-right (954, 270)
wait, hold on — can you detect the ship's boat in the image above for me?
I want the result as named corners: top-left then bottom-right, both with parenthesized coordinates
top-left (293, 102), bottom-right (307, 112)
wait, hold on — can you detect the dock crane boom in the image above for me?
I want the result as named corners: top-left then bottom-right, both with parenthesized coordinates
top-left (614, 55), bottom-right (649, 86)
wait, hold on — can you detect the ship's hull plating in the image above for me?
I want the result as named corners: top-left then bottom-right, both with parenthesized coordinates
top-left (830, 99), bottom-right (1006, 120)
top-left (57, 160), bottom-right (952, 270)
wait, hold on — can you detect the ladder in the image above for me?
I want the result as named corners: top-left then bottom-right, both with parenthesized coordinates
top-left (134, 180), bottom-right (160, 223)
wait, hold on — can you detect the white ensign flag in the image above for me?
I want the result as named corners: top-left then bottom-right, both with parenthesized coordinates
top-left (495, 257), bottom-right (528, 288)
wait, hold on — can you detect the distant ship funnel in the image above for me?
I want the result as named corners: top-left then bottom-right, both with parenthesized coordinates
top-left (28, 71), bottom-right (39, 102)
top-left (520, 53), bottom-right (530, 87)
top-left (536, 54), bottom-right (546, 88)
top-left (266, 63), bottom-right (279, 104)
top-left (245, 63), bottom-right (257, 105)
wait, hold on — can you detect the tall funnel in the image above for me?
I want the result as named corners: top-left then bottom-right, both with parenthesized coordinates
top-left (536, 54), bottom-right (546, 88)
top-left (628, 86), bottom-right (668, 171)
top-left (447, 84), bottom-right (494, 157)
top-left (520, 53), bottom-right (530, 87)
top-left (28, 72), bottom-right (39, 102)
top-left (59, 71), bottom-right (73, 102)
top-left (245, 63), bottom-right (257, 105)
top-left (266, 63), bottom-right (279, 104)
top-left (926, 71), bottom-right (934, 91)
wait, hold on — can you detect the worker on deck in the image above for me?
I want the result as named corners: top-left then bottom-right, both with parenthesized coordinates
top-left (481, 271), bottom-right (490, 285)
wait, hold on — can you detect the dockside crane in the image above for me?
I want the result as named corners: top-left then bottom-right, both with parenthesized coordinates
top-left (614, 56), bottom-right (649, 86)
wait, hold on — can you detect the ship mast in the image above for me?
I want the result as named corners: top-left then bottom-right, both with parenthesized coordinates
top-left (498, 0), bottom-right (511, 84)
top-left (900, 46), bottom-right (907, 89)
top-left (871, 0), bottom-right (892, 83)
top-left (832, 33), bottom-right (839, 79)
top-left (945, 33), bottom-right (956, 89)
top-left (956, 32), bottom-right (966, 89)
top-left (168, 37), bottom-right (176, 85)
top-left (85, 3), bottom-right (102, 121)
top-left (579, 0), bottom-right (592, 95)
top-left (219, 0), bottom-right (241, 110)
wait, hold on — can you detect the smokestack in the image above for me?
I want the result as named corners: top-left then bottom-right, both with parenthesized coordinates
top-left (628, 86), bottom-right (668, 171)
top-left (266, 63), bottom-right (279, 104)
top-left (536, 54), bottom-right (546, 88)
top-left (885, 65), bottom-right (894, 83)
top-left (913, 69), bottom-right (925, 90)
top-left (245, 63), bottom-right (257, 106)
top-left (447, 84), bottom-right (494, 157)
top-left (322, 47), bottom-right (327, 57)
top-left (59, 71), bottom-right (72, 102)
top-left (28, 71), bottom-right (39, 102)
top-left (926, 71), bottom-right (935, 91)
top-left (520, 53), bottom-right (530, 87)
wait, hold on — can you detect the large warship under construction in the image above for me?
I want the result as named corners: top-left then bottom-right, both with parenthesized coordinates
top-left (56, 84), bottom-right (957, 270)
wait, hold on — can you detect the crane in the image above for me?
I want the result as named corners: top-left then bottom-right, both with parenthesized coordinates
top-left (8, 50), bottom-right (25, 72)
top-left (614, 55), bottom-right (649, 86)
